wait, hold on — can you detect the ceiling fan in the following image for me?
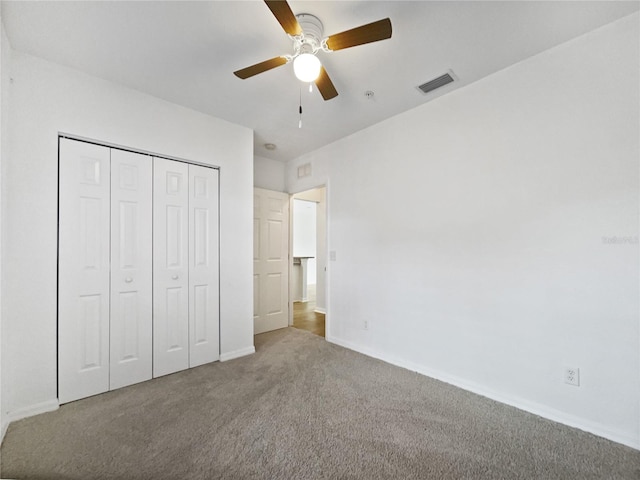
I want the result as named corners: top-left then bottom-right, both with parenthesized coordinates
top-left (233, 0), bottom-right (392, 101)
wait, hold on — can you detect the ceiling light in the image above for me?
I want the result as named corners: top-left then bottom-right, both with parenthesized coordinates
top-left (293, 53), bottom-right (321, 83)
top-left (264, 143), bottom-right (277, 150)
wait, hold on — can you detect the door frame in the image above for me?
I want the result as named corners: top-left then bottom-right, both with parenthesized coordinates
top-left (288, 184), bottom-right (329, 337)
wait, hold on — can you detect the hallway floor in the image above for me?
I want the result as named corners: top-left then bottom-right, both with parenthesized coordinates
top-left (292, 285), bottom-right (325, 337)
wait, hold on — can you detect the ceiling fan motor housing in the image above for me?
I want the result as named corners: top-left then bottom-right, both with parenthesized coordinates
top-left (295, 14), bottom-right (324, 54)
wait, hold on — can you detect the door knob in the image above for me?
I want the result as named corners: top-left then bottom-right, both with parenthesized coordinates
top-left (172, 275), bottom-right (179, 280)
top-left (125, 277), bottom-right (133, 283)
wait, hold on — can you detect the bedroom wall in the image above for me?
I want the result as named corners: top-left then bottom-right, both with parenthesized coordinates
top-left (254, 155), bottom-right (285, 192)
top-left (0, 13), bottom-right (8, 442)
top-left (285, 13), bottom-right (640, 448)
top-left (1, 51), bottom-right (254, 424)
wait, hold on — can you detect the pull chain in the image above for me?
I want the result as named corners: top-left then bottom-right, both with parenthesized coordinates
top-left (298, 87), bottom-right (303, 128)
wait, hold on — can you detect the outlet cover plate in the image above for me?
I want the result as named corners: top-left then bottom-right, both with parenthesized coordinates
top-left (564, 367), bottom-right (580, 386)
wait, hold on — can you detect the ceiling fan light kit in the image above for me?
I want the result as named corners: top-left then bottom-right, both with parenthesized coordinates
top-left (293, 52), bottom-right (321, 82)
top-left (234, 0), bottom-right (392, 102)
top-left (290, 13), bottom-right (324, 82)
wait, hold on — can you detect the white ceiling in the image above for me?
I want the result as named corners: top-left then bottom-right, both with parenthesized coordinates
top-left (2, 1), bottom-right (638, 162)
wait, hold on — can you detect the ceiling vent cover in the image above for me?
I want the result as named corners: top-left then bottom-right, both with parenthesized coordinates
top-left (417, 72), bottom-right (455, 95)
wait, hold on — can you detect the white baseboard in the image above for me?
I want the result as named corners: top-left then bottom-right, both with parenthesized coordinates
top-left (1, 418), bottom-right (9, 445)
top-left (314, 307), bottom-right (326, 314)
top-left (220, 345), bottom-right (255, 362)
top-left (326, 335), bottom-right (639, 451)
top-left (1, 399), bottom-right (59, 445)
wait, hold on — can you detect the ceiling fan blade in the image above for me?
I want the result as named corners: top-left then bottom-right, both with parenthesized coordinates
top-left (264, 0), bottom-right (302, 36)
top-left (315, 66), bottom-right (338, 101)
top-left (325, 18), bottom-right (392, 51)
top-left (234, 56), bottom-right (288, 79)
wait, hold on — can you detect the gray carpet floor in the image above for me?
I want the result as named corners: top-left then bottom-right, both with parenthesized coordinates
top-left (1, 327), bottom-right (639, 479)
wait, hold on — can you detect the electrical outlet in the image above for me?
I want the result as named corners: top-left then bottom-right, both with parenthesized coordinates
top-left (564, 367), bottom-right (580, 386)
top-left (363, 320), bottom-right (369, 330)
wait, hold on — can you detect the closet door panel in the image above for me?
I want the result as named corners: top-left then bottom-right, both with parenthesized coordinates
top-left (153, 158), bottom-right (189, 377)
top-left (188, 165), bottom-right (220, 367)
top-left (110, 150), bottom-right (153, 389)
top-left (59, 139), bottom-right (111, 403)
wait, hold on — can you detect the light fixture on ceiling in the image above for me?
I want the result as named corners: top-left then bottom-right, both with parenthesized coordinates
top-left (235, 5), bottom-right (392, 102)
top-left (293, 53), bottom-right (321, 82)
top-left (264, 143), bottom-right (277, 150)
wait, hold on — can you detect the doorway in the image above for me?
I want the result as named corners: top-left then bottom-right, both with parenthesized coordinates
top-left (290, 187), bottom-right (326, 337)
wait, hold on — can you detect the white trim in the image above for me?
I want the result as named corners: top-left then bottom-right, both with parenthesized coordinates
top-left (314, 308), bottom-right (326, 314)
top-left (2, 399), bottom-right (60, 444)
top-left (220, 346), bottom-right (255, 362)
top-left (58, 133), bottom-right (221, 170)
top-left (326, 335), bottom-right (640, 451)
top-left (288, 194), bottom-right (295, 327)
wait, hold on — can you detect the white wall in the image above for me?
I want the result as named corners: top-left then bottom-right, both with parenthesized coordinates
top-left (254, 155), bottom-right (285, 192)
top-left (0, 15), bottom-right (8, 442)
top-left (286, 13), bottom-right (640, 449)
top-left (1, 51), bottom-right (254, 423)
top-left (293, 199), bottom-right (316, 258)
top-left (293, 199), bottom-right (317, 303)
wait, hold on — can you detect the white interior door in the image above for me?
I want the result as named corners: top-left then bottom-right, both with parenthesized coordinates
top-left (59, 139), bottom-right (111, 403)
top-left (109, 150), bottom-right (153, 389)
top-left (153, 158), bottom-right (189, 377)
top-left (253, 188), bottom-right (289, 334)
top-left (188, 164), bottom-right (220, 367)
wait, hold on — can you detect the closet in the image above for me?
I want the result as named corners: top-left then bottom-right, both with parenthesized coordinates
top-left (58, 138), bottom-right (219, 404)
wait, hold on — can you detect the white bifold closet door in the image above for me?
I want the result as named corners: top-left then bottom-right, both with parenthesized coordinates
top-left (59, 140), bottom-right (152, 403)
top-left (153, 158), bottom-right (189, 376)
top-left (153, 159), bottom-right (219, 377)
top-left (187, 164), bottom-right (220, 368)
top-left (59, 140), bottom-right (112, 403)
top-left (59, 140), bottom-right (219, 402)
top-left (109, 150), bottom-right (153, 390)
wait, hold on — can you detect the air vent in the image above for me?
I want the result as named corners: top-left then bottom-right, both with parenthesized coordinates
top-left (417, 72), bottom-right (455, 95)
